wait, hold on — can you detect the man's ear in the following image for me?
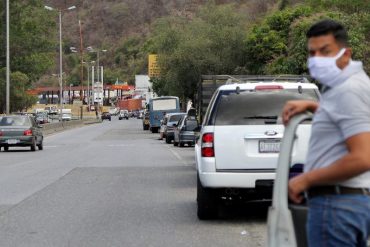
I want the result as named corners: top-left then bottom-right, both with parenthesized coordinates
top-left (337, 47), bottom-right (352, 69)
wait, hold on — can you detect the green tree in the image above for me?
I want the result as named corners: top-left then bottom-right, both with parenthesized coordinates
top-left (0, 69), bottom-right (37, 112)
top-left (146, 3), bottom-right (247, 104)
top-left (0, 0), bottom-right (57, 112)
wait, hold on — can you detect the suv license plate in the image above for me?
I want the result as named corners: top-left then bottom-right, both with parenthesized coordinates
top-left (259, 140), bottom-right (280, 153)
top-left (7, 139), bottom-right (19, 145)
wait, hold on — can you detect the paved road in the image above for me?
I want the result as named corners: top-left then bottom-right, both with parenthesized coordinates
top-left (0, 117), bottom-right (266, 247)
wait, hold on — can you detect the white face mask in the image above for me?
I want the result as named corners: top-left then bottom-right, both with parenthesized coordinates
top-left (308, 48), bottom-right (346, 87)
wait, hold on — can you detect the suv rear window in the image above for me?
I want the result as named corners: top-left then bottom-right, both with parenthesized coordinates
top-left (211, 89), bottom-right (318, 125)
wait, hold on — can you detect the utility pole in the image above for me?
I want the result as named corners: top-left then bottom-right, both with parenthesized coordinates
top-left (79, 20), bottom-right (84, 100)
top-left (58, 10), bottom-right (63, 121)
top-left (45, 5), bottom-right (76, 121)
top-left (6, 0), bottom-right (10, 114)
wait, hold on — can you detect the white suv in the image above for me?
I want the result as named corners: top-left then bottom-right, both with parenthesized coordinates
top-left (195, 81), bottom-right (320, 219)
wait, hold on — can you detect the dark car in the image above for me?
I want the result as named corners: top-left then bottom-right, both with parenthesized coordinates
top-left (173, 115), bottom-right (199, 147)
top-left (35, 112), bottom-right (49, 124)
top-left (101, 112), bottom-right (111, 121)
top-left (0, 115), bottom-right (44, 151)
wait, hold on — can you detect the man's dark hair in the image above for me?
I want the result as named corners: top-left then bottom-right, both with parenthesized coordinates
top-left (306, 19), bottom-right (348, 46)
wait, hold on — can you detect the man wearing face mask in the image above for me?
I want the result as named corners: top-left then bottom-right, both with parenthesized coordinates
top-left (282, 20), bottom-right (370, 246)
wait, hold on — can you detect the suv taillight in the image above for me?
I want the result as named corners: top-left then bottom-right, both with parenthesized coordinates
top-left (0, 131), bottom-right (3, 136)
top-left (201, 133), bottom-right (214, 157)
top-left (23, 130), bottom-right (32, 136)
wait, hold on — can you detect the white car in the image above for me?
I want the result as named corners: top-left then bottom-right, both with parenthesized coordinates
top-left (195, 80), bottom-right (320, 219)
top-left (108, 107), bottom-right (120, 116)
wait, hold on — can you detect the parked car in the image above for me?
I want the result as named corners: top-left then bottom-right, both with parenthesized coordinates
top-left (160, 113), bottom-right (186, 142)
top-left (0, 115), bottom-right (44, 151)
top-left (195, 80), bottom-right (320, 219)
top-left (118, 110), bottom-right (129, 120)
top-left (173, 115), bottom-right (199, 147)
top-left (101, 112), bottom-right (112, 121)
top-left (142, 111), bottom-right (150, 130)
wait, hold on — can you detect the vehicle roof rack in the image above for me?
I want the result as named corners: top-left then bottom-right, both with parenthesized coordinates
top-left (224, 75), bottom-right (311, 84)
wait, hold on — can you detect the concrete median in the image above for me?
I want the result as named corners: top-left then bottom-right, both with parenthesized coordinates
top-left (41, 119), bottom-right (101, 135)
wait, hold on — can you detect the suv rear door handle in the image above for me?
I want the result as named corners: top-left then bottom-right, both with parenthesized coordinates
top-left (244, 134), bottom-right (283, 139)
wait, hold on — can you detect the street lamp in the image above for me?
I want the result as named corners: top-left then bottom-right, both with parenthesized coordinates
top-left (87, 47), bottom-right (107, 82)
top-left (45, 4), bottom-right (76, 121)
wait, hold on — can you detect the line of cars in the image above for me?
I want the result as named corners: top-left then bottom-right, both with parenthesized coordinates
top-left (101, 109), bottom-right (144, 121)
top-left (141, 105), bottom-right (201, 148)
top-left (159, 112), bottom-right (200, 147)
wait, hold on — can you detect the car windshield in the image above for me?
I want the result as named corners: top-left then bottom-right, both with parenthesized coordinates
top-left (213, 89), bottom-right (318, 125)
top-left (0, 116), bottom-right (31, 126)
top-left (169, 114), bottom-right (184, 122)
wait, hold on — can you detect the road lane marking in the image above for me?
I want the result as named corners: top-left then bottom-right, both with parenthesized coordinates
top-left (167, 146), bottom-right (192, 166)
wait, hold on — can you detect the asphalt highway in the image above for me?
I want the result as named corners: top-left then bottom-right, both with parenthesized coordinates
top-left (0, 117), bottom-right (266, 247)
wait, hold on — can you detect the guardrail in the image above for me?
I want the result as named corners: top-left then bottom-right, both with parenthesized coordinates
top-left (41, 119), bottom-right (101, 135)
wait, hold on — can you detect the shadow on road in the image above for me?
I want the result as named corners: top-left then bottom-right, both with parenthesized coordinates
top-left (217, 202), bottom-right (269, 222)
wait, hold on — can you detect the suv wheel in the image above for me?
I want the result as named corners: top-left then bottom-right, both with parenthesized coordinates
top-left (4, 146), bottom-right (9, 152)
top-left (173, 140), bottom-right (178, 146)
top-left (179, 142), bottom-right (184, 147)
top-left (197, 174), bottom-right (218, 220)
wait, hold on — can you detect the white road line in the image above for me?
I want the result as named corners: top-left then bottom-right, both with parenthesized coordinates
top-left (167, 146), bottom-right (191, 166)
top-left (43, 145), bottom-right (58, 148)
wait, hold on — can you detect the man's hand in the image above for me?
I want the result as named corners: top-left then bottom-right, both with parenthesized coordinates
top-left (282, 100), bottom-right (318, 125)
top-left (288, 173), bottom-right (310, 204)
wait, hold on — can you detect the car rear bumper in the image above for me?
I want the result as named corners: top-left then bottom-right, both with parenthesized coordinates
top-left (0, 136), bottom-right (34, 146)
top-left (198, 171), bottom-right (275, 188)
top-left (179, 134), bottom-right (195, 143)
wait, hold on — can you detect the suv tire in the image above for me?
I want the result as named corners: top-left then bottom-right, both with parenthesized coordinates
top-left (197, 174), bottom-right (217, 220)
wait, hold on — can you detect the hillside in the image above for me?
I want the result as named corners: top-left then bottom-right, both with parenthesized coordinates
top-left (38, 0), bottom-right (279, 86)
top-left (45, 0), bottom-right (276, 47)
